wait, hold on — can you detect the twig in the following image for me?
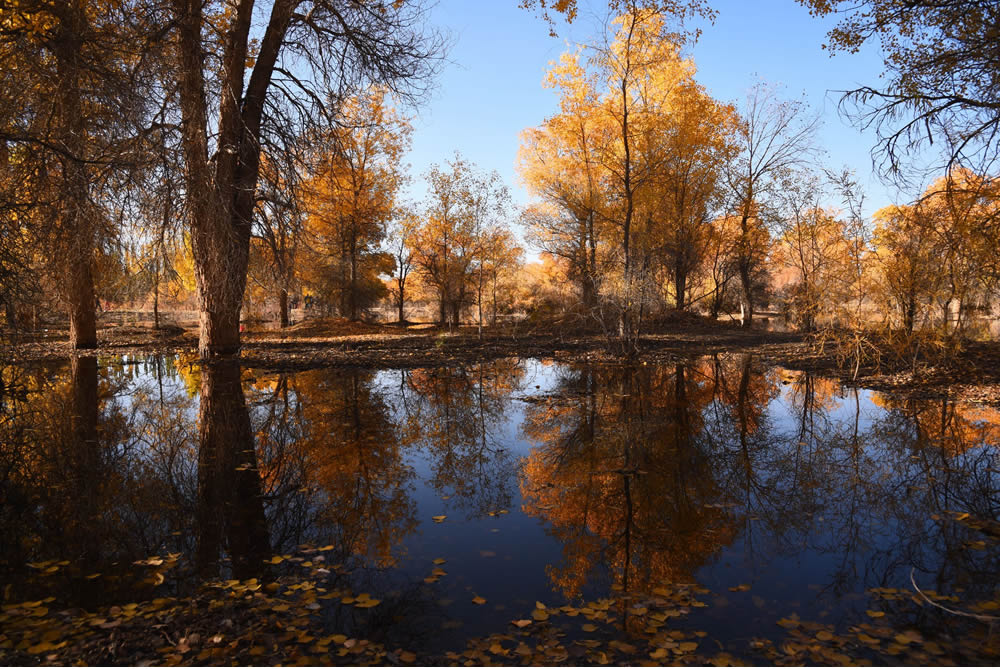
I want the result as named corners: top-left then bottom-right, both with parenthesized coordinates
top-left (910, 568), bottom-right (1000, 622)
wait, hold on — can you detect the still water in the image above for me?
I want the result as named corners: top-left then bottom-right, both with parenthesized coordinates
top-left (2, 354), bottom-right (999, 663)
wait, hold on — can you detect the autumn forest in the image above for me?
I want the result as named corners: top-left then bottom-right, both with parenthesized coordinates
top-left (2, 0), bottom-right (1000, 666)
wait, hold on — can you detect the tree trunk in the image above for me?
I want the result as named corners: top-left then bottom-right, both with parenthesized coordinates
top-left (278, 288), bottom-right (289, 328)
top-left (739, 263), bottom-right (753, 329)
top-left (68, 260), bottom-right (98, 349)
top-left (674, 264), bottom-right (686, 311)
top-left (56, 1), bottom-right (97, 350)
top-left (153, 261), bottom-right (161, 331)
top-left (173, 0), bottom-right (294, 359)
top-left (397, 279), bottom-right (406, 323)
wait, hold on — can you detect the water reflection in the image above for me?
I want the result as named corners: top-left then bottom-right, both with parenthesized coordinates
top-left (0, 354), bottom-right (998, 656)
top-left (196, 359), bottom-right (270, 579)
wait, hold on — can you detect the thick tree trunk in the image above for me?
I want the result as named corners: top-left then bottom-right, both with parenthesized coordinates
top-left (68, 260), bottom-right (97, 349)
top-left (173, 0), bottom-right (293, 358)
top-left (56, 1), bottom-right (97, 350)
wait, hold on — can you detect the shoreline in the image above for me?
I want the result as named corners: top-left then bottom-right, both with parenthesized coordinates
top-left (5, 321), bottom-right (1000, 405)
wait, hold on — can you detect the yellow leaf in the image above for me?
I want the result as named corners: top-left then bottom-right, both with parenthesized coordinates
top-left (866, 610), bottom-right (885, 618)
top-left (581, 623), bottom-right (597, 632)
top-left (472, 596), bottom-right (486, 605)
top-left (432, 515), bottom-right (446, 523)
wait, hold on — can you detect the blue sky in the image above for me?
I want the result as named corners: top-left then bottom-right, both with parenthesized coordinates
top-left (404, 0), bottom-right (910, 233)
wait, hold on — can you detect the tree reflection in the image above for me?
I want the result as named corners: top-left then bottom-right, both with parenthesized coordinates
top-left (196, 358), bottom-right (271, 579)
top-left (397, 359), bottom-right (524, 516)
top-left (250, 367), bottom-right (418, 568)
top-left (520, 361), bottom-right (742, 599)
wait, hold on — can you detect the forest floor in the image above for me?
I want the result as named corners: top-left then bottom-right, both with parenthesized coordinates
top-left (6, 314), bottom-right (1000, 405)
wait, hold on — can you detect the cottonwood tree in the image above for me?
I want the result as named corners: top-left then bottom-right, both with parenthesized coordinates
top-left (301, 87), bottom-right (411, 321)
top-left (519, 51), bottom-right (608, 310)
top-left (773, 170), bottom-right (852, 331)
top-left (384, 209), bottom-right (418, 324)
top-left (412, 155), bottom-right (476, 328)
top-left (167, 0), bottom-right (441, 357)
top-left (645, 77), bottom-right (737, 310)
top-left (0, 0), bottom-right (159, 348)
top-left (725, 82), bottom-right (819, 328)
top-left (254, 150), bottom-right (306, 328)
top-left (799, 0), bottom-right (1000, 178)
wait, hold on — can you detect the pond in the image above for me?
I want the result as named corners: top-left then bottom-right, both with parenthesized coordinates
top-left (1, 354), bottom-right (999, 665)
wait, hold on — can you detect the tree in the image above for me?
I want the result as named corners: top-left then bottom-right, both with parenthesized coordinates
top-left (384, 209), bottom-right (419, 324)
top-left (645, 78), bottom-right (737, 310)
top-left (464, 167), bottom-right (514, 337)
top-left (591, 8), bottom-right (696, 342)
top-left (872, 170), bottom-right (1000, 334)
top-left (772, 170), bottom-right (853, 331)
top-left (0, 0), bottom-right (157, 348)
top-left (519, 51), bottom-right (608, 310)
top-left (725, 82), bottom-right (819, 328)
top-left (871, 203), bottom-right (941, 334)
top-left (168, 0), bottom-right (441, 357)
top-left (253, 150), bottom-right (306, 328)
top-left (301, 88), bottom-right (411, 321)
top-left (412, 154), bottom-right (480, 328)
top-left (799, 0), bottom-right (1000, 177)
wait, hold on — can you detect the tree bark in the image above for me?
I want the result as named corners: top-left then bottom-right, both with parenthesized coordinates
top-left (279, 288), bottom-right (289, 328)
top-left (56, 1), bottom-right (97, 350)
top-left (173, 0), bottom-right (294, 358)
top-left (674, 264), bottom-right (687, 311)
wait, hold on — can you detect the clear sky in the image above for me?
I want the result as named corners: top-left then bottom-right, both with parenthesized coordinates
top-left (404, 0), bottom-right (910, 237)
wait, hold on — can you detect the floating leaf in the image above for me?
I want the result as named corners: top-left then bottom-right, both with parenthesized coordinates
top-left (432, 558), bottom-right (446, 565)
top-left (472, 596), bottom-right (486, 605)
top-left (581, 623), bottom-right (597, 632)
top-left (816, 630), bottom-right (834, 641)
top-left (866, 610), bottom-right (885, 618)
top-left (511, 619), bottom-right (532, 628)
top-left (432, 515), bottom-right (446, 523)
